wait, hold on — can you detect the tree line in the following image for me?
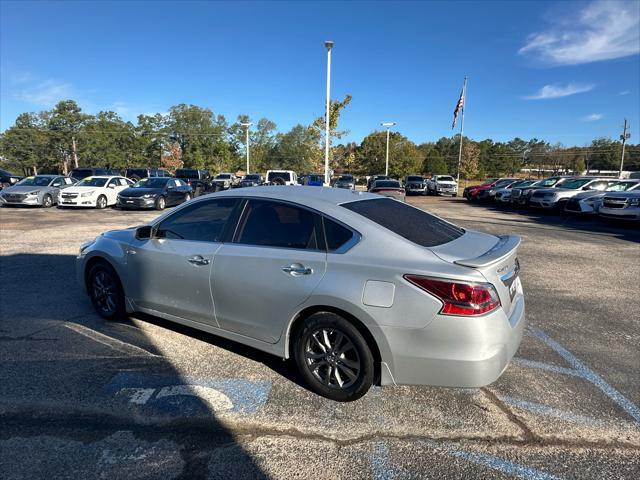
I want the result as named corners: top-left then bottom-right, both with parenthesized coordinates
top-left (1, 99), bottom-right (638, 179)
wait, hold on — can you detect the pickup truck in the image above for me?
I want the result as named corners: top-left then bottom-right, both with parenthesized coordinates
top-left (427, 175), bottom-right (458, 196)
top-left (212, 172), bottom-right (238, 190)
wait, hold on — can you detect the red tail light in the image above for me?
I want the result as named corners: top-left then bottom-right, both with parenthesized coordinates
top-left (372, 188), bottom-right (404, 193)
top-left (404, 275), bottom-right (501, 316)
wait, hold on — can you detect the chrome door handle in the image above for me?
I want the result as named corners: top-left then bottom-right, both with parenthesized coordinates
top-left (188, 255), bottom-right (210, 266)
top-left (282, 263), bottom-right (313, 276)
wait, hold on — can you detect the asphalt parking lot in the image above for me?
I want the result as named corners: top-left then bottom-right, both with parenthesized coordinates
top-left (1, 197), bottom-right (639, 479)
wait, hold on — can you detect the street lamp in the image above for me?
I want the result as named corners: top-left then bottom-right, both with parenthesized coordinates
top-left (240, 122), bottom-right (252, 174)
top-left (324, 40), bottom-right (334, 186)
top-left (381, 122), bottom-right (396, 177)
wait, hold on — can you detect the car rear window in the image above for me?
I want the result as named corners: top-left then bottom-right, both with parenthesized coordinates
top-left (342, 198), bottom-right (464, 247)
top-left (176, 169), bottom-right (199, 178)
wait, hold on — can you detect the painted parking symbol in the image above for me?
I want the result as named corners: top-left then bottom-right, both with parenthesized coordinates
top-left (105, 372), bottom-right (272, 417)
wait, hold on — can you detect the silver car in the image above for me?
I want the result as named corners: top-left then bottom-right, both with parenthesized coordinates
top-left (77, 187), bottom-right (525, 401)
top-left (0, 175), bottom-right (75, 207)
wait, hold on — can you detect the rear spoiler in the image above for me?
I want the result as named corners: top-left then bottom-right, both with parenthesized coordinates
top-left (454, 235), bottom-right (521, 268)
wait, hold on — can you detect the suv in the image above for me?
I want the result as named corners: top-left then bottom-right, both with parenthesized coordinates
top-left (403, 176), bottom-right (427, 196)
top-left (565, 180), bottom-right (639, 214)
top-left (529, 177), bottom-right (611, 210)
top-left (125, 168), bottom-right (170, 180)
top-left (69, 167), bottom-right (121, 181)
top-left (426, 175), bottom-right (458, 196)
top-left (266, 170), bottom-right (298, 185)
top-left (174, 169), bottom-right (212, 196)
top-left (212, 172), bottom-right (238, 190)
top-left (510, 176), bottom-right (572, 206)
top-left (334, 174), bottom-right (356, 190)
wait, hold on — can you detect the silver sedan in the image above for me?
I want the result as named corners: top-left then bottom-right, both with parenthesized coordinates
top-left (77, 187), bottom-right (525, 401)
top-left (0, 175), bottom-right (75, 207)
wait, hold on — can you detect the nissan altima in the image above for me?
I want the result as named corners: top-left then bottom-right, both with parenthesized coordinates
top-left (77, 187), bottom-right (525, 401)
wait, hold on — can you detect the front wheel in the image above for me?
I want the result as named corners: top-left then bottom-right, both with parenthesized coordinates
top-left (87, 262), bottom-right (125, 320)
top-left (96, 195), bottom-right (107, 209)
top-left (293, 312), bottom-right (374, 402)
top-left (155, 196), bottom-right (166, 210)
top-left (42, 194), bottom-right (53, 208)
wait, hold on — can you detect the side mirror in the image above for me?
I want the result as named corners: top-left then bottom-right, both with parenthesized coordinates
top-left (582, 186), bottom-right (591, 190)
top-left (108, 184), bottom-right (115, 189)
top-left (135, 225), bottom-right (153, 240)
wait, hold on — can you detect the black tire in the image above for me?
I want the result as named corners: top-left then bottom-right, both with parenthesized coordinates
top-left (155, 196), bottom-right (166, 210)
top-left (96, 195), bottom-right (107, 209)
top-left (42, 194), bottom-right (53, 208)
top-left (272, 177), bottom-right (286, 186)
top-left (452, 193), bottom-right (458, 197)
top-left (87, 261), bottom-right (125, 320)
top-left (293, 312), bottom-right (374, 402)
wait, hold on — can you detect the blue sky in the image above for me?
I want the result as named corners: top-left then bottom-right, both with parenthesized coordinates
top-left (1, 0), bottom-right (639, 145)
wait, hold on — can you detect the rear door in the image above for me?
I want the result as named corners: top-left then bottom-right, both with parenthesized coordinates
top-left (126, 197), bottom-right (240, 325)
top-left (212, 199), bottom-right (327, 343)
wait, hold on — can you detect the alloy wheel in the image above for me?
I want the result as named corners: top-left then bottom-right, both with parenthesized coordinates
top-left (304, 328), bottom-right (361, 389)
top-left (97, 196), bottom-right (107, 209)
top-left (91, 270), bottom-right (118, 315)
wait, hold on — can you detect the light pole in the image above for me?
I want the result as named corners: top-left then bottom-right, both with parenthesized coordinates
top-left (381, 122), bottom-right (396, 177)
top-left (240, 122), bottom-right (252, 174)
top-left (324, 40), bottom-right (334, 186)
top-left (619, 118), bottom-right (630, 178)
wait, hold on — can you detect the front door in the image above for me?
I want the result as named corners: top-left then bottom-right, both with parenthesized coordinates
top-left (212, 199), bottom-right (327, 343)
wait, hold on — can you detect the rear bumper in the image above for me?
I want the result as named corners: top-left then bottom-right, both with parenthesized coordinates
top-left (381, 292), bottom-right (526, 387)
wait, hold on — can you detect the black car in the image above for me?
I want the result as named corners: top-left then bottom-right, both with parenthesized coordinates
top-left (174, 168), bottom-right (213, 196)
top-left (116, 177), bottom-right (193, 210)
top-left (238, 174), bottom-right (264, 188)
top-left (125, 168), bottom-right (171, 180)
top-left (367, 175), bottom-right (390, 190)
top-left (0, 169), bottom-right (23, 190)
top-left (69, 167), bottom-right (121, 181)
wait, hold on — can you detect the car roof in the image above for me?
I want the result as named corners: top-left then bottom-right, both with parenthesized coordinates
top-left (208, 185), bottom-right (379, 207)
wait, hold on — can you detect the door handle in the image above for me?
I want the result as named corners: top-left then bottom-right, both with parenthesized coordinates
top-left (282, 263), bottom-right (313, 276)
top-left (187, 255), bottom-right (210, 266)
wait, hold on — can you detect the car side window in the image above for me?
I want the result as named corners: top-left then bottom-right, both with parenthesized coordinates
top-left (51, 177), bottom-right (64, 187)
top-left (235, 200), bottom-right (322, 250)
top-left (65, 178), bottom-right (74, 185)
top-left (106, 178), bottom-right (118, 187)
top-left (156, 198), bottom-right (239, 242)
top-left (590, 181), bottom-right (608, 191)
top-left (323, 217), bottom-right (355, 252)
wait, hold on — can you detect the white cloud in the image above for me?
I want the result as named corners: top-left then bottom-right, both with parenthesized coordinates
top-left (15, 79), bottom-right (74, 106)
top-left (523, 82), bottom-right (595, 100)
top-left (618, 90), bottom-right (631, 96)
top-left (582, 113), bottom-right (603, 121)
top-left (519, 0), bottom-right (640, 65)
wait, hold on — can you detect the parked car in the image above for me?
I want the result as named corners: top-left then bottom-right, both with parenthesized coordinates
top-left (266, 170), bottom-right (298, 185)
top-left (598, 190), bottom-right (640, 222)
top-left (334, 174), bottom-right (356, 190)
top-left (212, 172), bottom-right (238, 190)
top-left (564, 180), bottom-right (639, 214)
top-left (427, 175), bottom-right (458, 196)
top-left (0, 175), bottom-right (75, 207)
top-left (69, 167), bottom-right (121, 181)
top-left (0, 169), bottom-right (23, 190)
top-left (301, 174), bottom-right (324, 186)
top-left (77, 187), bottom-right (525, 401)
top-left (404, 175), bottom-right (428, 196)
top-left (125, 168), bottom-right (171, 180)
top-left (238, 174), bottom-right (264, 188)
top-left (366, 175), bottom-right (390, 190)
top-left (510, 176), bottom-right (572, 206)
top-left (495, 180), bottom-right (537, 203)
top-left (462, 178), bottom-right (498, 201)
top-left (117, 177), bottom-right (193, 210)
top-left (369, 179), bottom-right (405, 201)
top-left (475, 179), bottom-right (519, 202)
top-left (529, 177), bottom-right (611, 210)
top-left (59, 175), bottom-right (133, 208)
top-left (174, 169), bottom-right (212, 196)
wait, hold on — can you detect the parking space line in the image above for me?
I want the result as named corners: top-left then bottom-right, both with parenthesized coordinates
top-left (528, 327), bottom-right (640, 424)
top-left (512, 358), bottom-right (584, 378)
top-left (497, 395), bottom-right (605, 428)
top-left (64, 323), bottom-right (160, 357)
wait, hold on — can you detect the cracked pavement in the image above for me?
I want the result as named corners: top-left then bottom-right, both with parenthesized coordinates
top-left (1, 196), bottom-right (639, 479)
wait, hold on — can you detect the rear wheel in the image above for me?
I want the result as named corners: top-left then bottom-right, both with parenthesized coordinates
top-left (96, 195), bottom-right (107, 209)
top-left (87, 262), bottom-right (125, 320)
top-left (42, 194), bottom-right (53, 208)
top-left (293, 312), bottom-right (374, 402)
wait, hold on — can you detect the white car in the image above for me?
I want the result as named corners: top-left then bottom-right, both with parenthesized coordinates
top-left (59, 175), bottom-right (133, 208)
top-left (266, 170), bottom-right (298, 186)
top-left (427, 175), bottom-right (458, 196)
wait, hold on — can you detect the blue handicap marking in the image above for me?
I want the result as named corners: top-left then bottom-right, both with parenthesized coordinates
top-left (105, 372), bottom-right (272, 417)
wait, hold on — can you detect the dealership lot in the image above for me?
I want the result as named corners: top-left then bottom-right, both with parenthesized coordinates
top-left (1, 198), bottom-right (639, 479)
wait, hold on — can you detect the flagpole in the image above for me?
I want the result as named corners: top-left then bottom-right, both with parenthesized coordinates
top-left (456, 76), bottom-right (468, 184)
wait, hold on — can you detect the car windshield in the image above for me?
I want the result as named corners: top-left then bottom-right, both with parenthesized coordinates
top-left (495, 179), bottom-right (516, 188)
top-left (512, 180), bottom-right (534, 188)
top-left (437, 176), bottom-right (455, 182)
top-left (407, 176), bottom-right (423, 182)
top-left (126, 169), bottom-right (147, 177)
top-left (374, 181), bottom-right (401, 188)
top-left (76, 177), bottom-right (108, 187)
top-left (175, 169), bottom-right (198, 178)
top-left (607, 182), bottom-right (639, 192)
top-left (268, 172), bottom-right (291, 182)
top-left (537, 177), bottom-right (562, 187)
top-left (481, 179), bottom-right (496, 185)
top-left (216, 174), bottom-right (231, 179)
top-left (308, 175), bottom-right (323, 181)
top-left (132, 178), bottom-right (169, 188)
top-left (559, 179), bottom-right (592, 189)
top-left (17, 176), bottom-right (54, 186)
top-left (244, 174), bottom-right (261, 180)
top-left (338, 175), bottom-right (354, 181)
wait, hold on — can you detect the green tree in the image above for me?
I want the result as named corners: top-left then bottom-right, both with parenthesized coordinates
top-left (136, 113), bottom-right (168, 167)
top-left (79, 111), bottom-right (140, 169)
top-left (46, 100), bottom-right (91, 174)
top-left (459, 141), bottom-right (480, 181)
top-left (356, 131), bottom-right (421, 178)
top-left (270, 124), bottom-right (323, 173)
top-left (229, 116), bottom-right (278, 173)
top-left (0, 112), bottom-right (49, 175)
top-left (422, 149), bottom-right (448, 175)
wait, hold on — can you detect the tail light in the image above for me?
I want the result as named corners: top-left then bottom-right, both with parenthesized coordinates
top-left (404, 275), bottom-right (501, 316)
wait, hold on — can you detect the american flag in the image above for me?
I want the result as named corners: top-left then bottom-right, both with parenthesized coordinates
top-left (451, 88), bottom-right (464, 129)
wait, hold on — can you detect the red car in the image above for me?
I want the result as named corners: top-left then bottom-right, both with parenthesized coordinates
top-left (463, 178), bottom-right (516, 201)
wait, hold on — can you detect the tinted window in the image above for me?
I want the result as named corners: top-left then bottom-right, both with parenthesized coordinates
top-left (236, 200), bottom-right (320, 250)
top-left (71, 169), bottom-right (94, 179)
top-left (267, 172), bottom-right (292, 182)
top-left (175, 169), bottom-right (199, 178)
top-left (156, 198), bottom-right (239, 242)
top-left (323, 218), bottom-right (354, 251)
top-left (342, 198), bottom-right (464, 247)
top-left (406, 176), bottom-right (423, 182)
top-left (373, 181), bottom-right (401, 188)
top-left (437, 176), bottom-right (455, 182)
